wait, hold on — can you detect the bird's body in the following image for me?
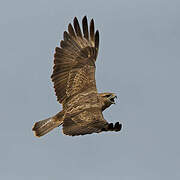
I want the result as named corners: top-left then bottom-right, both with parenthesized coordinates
top-left (32, 16), bottom-right (122, 137)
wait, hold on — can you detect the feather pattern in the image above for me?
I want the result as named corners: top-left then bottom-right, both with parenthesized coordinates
top-left (73, 17), bottom-right (82, 38)
top-left (63, 108), bottom-right (108, 136)
top-left (82, 16), bottom-right (89, 40)
top-left (68, 23), bottom-right (76, 38)
top-left (49, 16), bottom-right (112, 136)
top-left (90, 19), bottom-right (95, 43)
top-left (32, 16), bottom-right (122, 137)
top-left (51, 16), bottom-right (99, 105)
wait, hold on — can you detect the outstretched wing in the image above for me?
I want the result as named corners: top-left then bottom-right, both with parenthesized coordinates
top-left (63, 107), bottom-right (108, 136)
top-left (51, 16), bottom-right (99, 105)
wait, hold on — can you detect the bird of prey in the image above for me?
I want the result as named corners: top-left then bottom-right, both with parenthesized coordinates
top-left (32, 16), bottom-right (122, 137)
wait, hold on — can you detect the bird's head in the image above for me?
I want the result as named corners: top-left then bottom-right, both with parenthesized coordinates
top-left (98, 92), bottom-right (117, 111)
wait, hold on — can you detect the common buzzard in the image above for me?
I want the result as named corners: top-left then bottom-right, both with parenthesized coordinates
top-left (32, 16), bottom-right (122, 137)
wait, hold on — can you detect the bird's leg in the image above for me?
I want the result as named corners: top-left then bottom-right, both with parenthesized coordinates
top-left (108, 123), bottom-right (114, 130)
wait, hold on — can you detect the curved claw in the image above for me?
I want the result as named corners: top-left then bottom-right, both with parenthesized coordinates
top-left (101, 122), bottom-right (122, 132)
top-left (114, 122), bottom-right (122, 131)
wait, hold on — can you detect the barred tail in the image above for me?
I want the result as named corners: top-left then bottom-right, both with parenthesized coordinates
top-left (32, 117), bottom-right (63, 137)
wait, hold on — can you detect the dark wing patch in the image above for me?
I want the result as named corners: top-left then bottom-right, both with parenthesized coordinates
top-left (51, 16), bottom-right (99, 105)
top-left (73, 17), bottom-right (82, 38)
top-left (63, 108), bottom-right (108, 136)
top-left (82, 16), bottom-right (89, 40)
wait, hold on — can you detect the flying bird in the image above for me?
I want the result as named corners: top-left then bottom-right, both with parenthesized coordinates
top-left (32, 16), bottom-right (122, 137)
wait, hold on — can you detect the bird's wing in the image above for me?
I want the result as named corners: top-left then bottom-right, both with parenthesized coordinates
top-left (63, 107), bottom-right (108, 136)
top-left (51, 16), bottom-right (99, 105)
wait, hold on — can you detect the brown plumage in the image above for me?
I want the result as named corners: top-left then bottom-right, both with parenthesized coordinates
top-left (32, 16), bottom-right (122, 137)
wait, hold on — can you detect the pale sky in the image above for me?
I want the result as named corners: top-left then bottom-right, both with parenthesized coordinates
top-left (0, 0), bottom-right (180, 179)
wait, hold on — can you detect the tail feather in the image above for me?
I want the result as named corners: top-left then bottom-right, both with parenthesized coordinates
top-left (32, 117), bottom-right (62, 137)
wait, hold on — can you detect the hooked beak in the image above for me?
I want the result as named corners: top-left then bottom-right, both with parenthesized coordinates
top-left (109, 94), bottom-right (117, 104)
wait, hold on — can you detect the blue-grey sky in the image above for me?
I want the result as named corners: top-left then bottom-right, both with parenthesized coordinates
top-left (0, 0), bottom-right (180, 179)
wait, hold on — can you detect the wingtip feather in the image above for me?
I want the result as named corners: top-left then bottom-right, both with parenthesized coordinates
top-left (73, 17), bottom-right (82, 37)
